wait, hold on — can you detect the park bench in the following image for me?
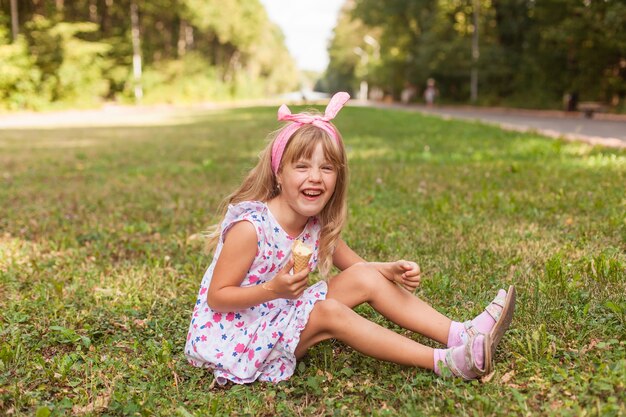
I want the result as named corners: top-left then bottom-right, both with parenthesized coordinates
top-left (578, 101), bottom-right (607, 118)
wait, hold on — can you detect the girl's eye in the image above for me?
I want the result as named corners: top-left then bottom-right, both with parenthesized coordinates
top-left (322, 165), bottom-right (334, 172)
top-left (295, 163), bottom-right (307, 169)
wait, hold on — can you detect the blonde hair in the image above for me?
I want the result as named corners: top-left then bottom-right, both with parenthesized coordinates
top-left (206, 118), bottom-right (349, 278)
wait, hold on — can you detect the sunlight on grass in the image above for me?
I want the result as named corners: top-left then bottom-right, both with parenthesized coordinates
top-left (576, 153), bottom-right (626, 168)
top-left (0, 234), bottom-right (38, 272)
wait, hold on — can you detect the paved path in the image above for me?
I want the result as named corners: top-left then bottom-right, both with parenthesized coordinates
top-left (1, 101), bottom-right (625, 148)
top-left (368, 103), bottom-right (626, 148)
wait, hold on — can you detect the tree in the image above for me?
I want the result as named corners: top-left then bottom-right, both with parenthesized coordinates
top-left (9, 0), bottom-right (16, 41)
top-left (130, 0), bottom-right (142, 101)
top-left (0, 0), bottom-right (299, 108)
top-left (325, 0), bottom-right (626, 109)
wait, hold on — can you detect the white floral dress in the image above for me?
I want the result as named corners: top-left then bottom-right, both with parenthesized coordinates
top-left (184, 201), bottom-right (328, 384)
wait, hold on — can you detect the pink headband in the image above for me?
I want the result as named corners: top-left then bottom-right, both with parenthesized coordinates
top-left (271, 92), bottom-right (350, 174)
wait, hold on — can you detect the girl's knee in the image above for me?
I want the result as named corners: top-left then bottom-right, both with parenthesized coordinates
top-left (315, 298), bottom-right (348, 318)
top-left (311, 299), bottom-right (352, 332)
top-left (296, 299), bottom-right (355, 357)
top-left (343, 262), bottom-right (386, 298)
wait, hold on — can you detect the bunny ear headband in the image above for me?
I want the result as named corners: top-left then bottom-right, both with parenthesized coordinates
top-left (271, 92), bottom-right (350, 174)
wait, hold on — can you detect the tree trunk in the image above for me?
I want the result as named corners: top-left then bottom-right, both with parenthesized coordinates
top-left (471, 0), bottom-right (480, 103)
top-left (99, 0), bottom-right (110, 34)
top-left (130, 0), bottom-right (143, 101)
top-left (186, 24), bottom-right (194, 50)
top-left (89, 0), bottom-right (98, 23)
top-left (178, 19), bottom-right (188, 57)
top-left (177, 20), bottom-right (195, 57)
top-left (10, 0), bottom-right (18, 42)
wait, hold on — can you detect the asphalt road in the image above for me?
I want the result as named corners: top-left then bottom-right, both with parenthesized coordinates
top-left (1, 101), bottom-right (625, 148)
top-left (375, 103), bottom-right (626, 148)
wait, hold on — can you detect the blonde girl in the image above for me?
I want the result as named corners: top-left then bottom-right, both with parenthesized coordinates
top-left (184, 92), bottom-right (516, 384)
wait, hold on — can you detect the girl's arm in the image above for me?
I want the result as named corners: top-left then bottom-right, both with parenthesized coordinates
top-left (333, 238), bottom-right (421, 290)
top-left (207, 221), bottom-right (309, 312)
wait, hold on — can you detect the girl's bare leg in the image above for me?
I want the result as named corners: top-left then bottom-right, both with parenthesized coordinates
top-left (295, 298), bottom-right (434, 369)
top-left (327, 263), bottom-right (452, 344)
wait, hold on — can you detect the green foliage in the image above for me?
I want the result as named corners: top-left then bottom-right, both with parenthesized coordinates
top-left (139, 50), bottom-right (292, 104)
top-left (182, 0), bottom-right (265, 51)
top-left (47, 21), bottom-right (111, 106)
top-left (141, 53), bottom-right (235, 103)
top-left (0, 1), bottom-right (298, 110)
top-left (0, 106), bottom-right (625, 415)
top-left (325, 0), bottom-right (626, 109)
top-left (0, 16), bottom-right (111, 109)
top-left (0, 29), bottom-right (45, 110)
top-left (319, 4), bottom-right (370, 95)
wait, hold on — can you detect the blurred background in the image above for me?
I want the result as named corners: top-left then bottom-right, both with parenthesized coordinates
top-left (1, 0), bottom-right (625, 113)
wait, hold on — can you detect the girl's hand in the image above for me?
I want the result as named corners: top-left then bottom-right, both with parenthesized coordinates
top-left (264, 259), bottom-right (310, 299)
top-left (383, 260), bottom-right (421, 291)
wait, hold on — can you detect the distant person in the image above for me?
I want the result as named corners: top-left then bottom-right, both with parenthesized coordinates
top-left (566, 91), bottom-right (579, 112)
top-left (401, 83), bottom-right (417, 104)
top-left (184, 92), bottom-right (516, 385)
top-left (424, 78), bottom-right (437, 106)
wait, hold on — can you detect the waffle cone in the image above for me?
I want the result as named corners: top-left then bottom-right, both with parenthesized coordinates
top-left (292, 240), bottom-right (312, 274)
top-left (293, 252), bottom-right (312, 274)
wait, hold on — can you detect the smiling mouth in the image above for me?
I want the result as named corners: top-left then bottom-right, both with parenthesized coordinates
top-left (302, 190), bottom-right (323, 199)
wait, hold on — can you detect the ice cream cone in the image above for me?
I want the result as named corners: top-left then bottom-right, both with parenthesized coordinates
top-left (292, 240), bottom-right (312, 274)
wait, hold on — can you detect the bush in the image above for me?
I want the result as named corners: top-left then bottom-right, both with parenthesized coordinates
top-left (141, 53), bottom-right (238, 104)
top-left (0, 16), bottom-right (113, 110)
top-left (0, 11), bottom-right (297, 110)
top-left (50, 21), bottom-right (111, 107)
top-left (0, 27), bottom-right (47, 110)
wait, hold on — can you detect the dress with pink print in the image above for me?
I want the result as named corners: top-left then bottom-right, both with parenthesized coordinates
top-left (184, 201), bottom-right (327, 384)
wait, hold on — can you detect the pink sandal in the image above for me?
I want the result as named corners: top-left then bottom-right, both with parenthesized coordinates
top-left (487, 286), bottom-right (516, 350)
top-left (452, 288), bottom-right (514, 343)
top-left (484, 285), bottom-right (516, 373)
top-left (453, 286), bottom-right (516, 374)
top-left (438, 333), bottom-right (492, 380)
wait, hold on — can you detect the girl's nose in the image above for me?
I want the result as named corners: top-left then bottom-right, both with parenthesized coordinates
top-left (309, 168), bottom-right (322, 182)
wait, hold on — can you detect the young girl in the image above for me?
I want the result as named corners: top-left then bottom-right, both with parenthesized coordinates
top-left (184, 92), bottom-right (516, 384)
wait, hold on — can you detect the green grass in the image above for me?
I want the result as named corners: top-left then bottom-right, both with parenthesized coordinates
top-left (1, 106), bottom-right (625, 416)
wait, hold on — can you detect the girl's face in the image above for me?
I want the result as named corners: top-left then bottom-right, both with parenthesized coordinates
top-left (277, 142), bottom-right (338, 220)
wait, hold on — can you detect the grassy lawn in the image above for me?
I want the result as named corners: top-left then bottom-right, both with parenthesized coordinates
top-left (1, 106), bottom-right (624, 416)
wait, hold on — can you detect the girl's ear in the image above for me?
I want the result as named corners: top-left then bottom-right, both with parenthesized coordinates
top-left (275, 172), bottom-right (283, 191)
